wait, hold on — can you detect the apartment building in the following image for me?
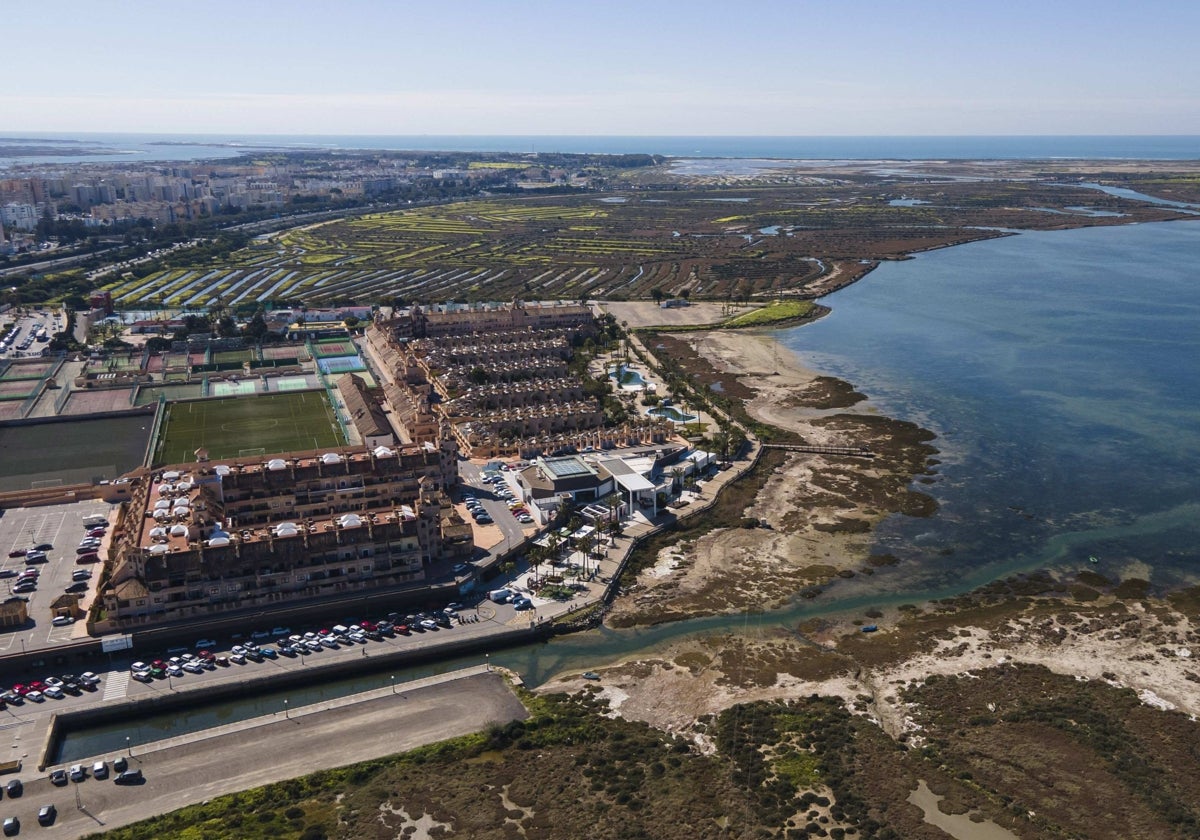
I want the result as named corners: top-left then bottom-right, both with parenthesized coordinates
top-left (96, 438), bottom-right (469, 630)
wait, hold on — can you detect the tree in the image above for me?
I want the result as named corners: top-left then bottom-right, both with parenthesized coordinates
top-left (343, 315), bottom-right (360, 329)
top-left (576, 533), bottom-right (595, 578)
top-left (650, 288), bottom-right (664, 304)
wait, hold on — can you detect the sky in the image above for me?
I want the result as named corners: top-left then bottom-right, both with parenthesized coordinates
top-left (5, 0), bottom-right (1199, 136)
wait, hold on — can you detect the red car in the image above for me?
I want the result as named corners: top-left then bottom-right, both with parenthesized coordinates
top-left (11, 684), bottom-right (28, 696)
top-left (7, 549), bottom-right (26, 559)
top-left (87, 528), bottom-right (106, 538)
top-left (359, 620), bottom-right (377, 631)
top-left (27, 681), bottom-right (45, 692)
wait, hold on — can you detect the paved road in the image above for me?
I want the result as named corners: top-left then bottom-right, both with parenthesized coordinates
top-left (12, 669), bottom-right (525, 838)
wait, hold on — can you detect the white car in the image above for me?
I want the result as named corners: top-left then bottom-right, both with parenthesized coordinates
top-left (229, 653), bottom-right (246, 665)
top-left (26, 691), bottom-right (44, 703)
top-left (131, 661), bottom-right (150, 675)
top-left (165, 664), bottom-right (184, 677)
top-left (43, 686), bottom-right (64, 699)
top-left (79, 672), bottom-right (101, 685)
top-left (69, 764), bottom-right (86, 781)
top-left (43, 677), bottom-right (63, 688)
top-left (181, 661), bottom-right (204, 674)
top-left (51, 615), bottom-right (75, 627)
top-left (131, 671), bottom-right (152, 683)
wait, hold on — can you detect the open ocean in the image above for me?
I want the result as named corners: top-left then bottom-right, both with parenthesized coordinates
top-left (1, 133), bottom-right (1199, 167)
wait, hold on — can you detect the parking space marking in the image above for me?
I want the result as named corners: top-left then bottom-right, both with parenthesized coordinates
top-left (103, 671), bottom-right (129, 702)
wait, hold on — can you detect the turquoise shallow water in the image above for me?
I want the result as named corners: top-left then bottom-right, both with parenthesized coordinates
top-left (777, 220), bottom-right (1200, 592)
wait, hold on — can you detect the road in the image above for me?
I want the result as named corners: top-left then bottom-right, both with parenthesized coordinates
top-left (10, 669), bottom-right (526, 838)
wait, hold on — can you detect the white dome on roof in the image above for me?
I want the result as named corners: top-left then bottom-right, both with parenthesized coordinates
top-left (154, 499), bottom-right (171, 510)
top-left (158, 484), bottom-right (174, 495)
top-left (267, 458), bottom-right (287, 471)
top-left (163, 471), bottom-right (181, 481)
top-left (172, 497), bottom-right (190, 508)
top-left (152, 509), bottom-right (170, 520)
top-left (149, 526), bottom-right (167, 538)
top-left (149, 543), bottom-right (169, 554)
top-left (339, 514), bottom-right (362, 528)
top-left (214, 465), bottom-right (230, 476)
top-left (373, 446), bottom-right (396, 458)
top-left (170, 524), bottom-right (188, 537)
top-left (321, 452), bottom-right (342, 465)
top-left (173, 506), bottom-right (190, 516)
top-left (207, 536), bottom-right (230, 547)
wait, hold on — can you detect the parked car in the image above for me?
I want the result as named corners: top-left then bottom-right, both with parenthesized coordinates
top-left (5, 549), bottom-right (24, 558)
top-left (33, 543), bottom-right (53, 552)
top-left (92, 760), bottom-right (108, 780)
top-left (1, 817), bottom-right (15, 837)
top-left (72, 569), bottom-right (93, 581)
top-left (48, 770), bottom-right (67, 786)
top-left (43, 686), bottom-right (64, 700)
top-left (0, 571), bottom-right (15, 579)
top-left (37, 804), bottom-right (55, 826)
top-left (75, 553), bottom-right (100, 564)
top-left (80, 671), bottom-right (101, 686)
top-left (68, 764), bottom-right (86, 782)
top-left (114, 769), bottom-right (143, 785)
top-left (5, 778), bottom-right (21, 797)
top-left (194, 639), bottom-right (217, 649)
top-left (113, 757), bottom-right (128, 773)
top-left (51, 616), bottom-right (74, 627)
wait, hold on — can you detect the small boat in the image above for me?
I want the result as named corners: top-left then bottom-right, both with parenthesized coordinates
top-left (861, 625), bottom-right (878, 633)
top-left (1088, 555), bottom-right (1100, 564)
top-left (582, 671), bottom-right (601, 681)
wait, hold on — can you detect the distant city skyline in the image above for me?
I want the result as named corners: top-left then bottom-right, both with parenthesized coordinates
top-left (6, 0), bottom-right (1199, 136)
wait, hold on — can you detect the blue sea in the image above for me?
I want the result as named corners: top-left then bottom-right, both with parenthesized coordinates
top-left (778, 220), bottom-right (1200, 594)
top-left (1, 133), bottom-right (1198, 167)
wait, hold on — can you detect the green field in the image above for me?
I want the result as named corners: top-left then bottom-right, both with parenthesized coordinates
top-left (155, 392), bottom-right (345, 465)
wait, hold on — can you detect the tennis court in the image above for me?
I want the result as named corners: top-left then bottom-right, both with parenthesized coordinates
top-left (211, 379), bottom-right (260, 397)
top-left (262, 345), bottom-right (305, 362)
top-left (316, 355), bottom-right (366, 375)
top-left (0, 359), bottom-right (54, 380)
top-left (134, 383), bottom-right (205, 406)
top-left (213, 349), bottom-right (253, 365)
top-left (0, 380), bottom-right (37, 399)
top-left (270, 374), bottom-right (322, 392)
top-left (313, 339), bottom-right (357, 358)
top-left (155, 391), bottom-right (346, 464)
top-left (59, 388), bottom-right (140, 415)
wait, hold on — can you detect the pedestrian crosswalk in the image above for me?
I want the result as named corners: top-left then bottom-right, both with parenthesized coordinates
top-left (102, 670), bottom-right (129, 702)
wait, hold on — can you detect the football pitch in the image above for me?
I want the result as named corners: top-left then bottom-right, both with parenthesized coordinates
top-left (154, 391), bottom-right (346, 465)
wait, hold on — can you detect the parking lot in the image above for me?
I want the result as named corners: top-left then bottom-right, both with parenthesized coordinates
top-left (457, 461), bottom-right (538, 555)
top-left (0, 500), bottom-right (114, 653)
top-left (0, 310), bottom-right (62, 360)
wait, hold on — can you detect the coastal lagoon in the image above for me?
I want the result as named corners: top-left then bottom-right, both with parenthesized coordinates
top-left (778, 220), bottom-right (1200, 593)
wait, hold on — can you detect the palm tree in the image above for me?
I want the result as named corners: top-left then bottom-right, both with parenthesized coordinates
top-left (577, 533), bottom-right (595, 578)
top-left (669, 467), bottom-right (685, 494)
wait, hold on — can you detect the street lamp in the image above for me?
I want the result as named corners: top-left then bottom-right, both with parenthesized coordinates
top-left (485, 653), bottom-right (490, 672)
top-left (125, 737), bottom-right (131, 757)
top-left (390, 675), bottom-right (395, 695)
top-left (284, 699), bottom-right (289, 719)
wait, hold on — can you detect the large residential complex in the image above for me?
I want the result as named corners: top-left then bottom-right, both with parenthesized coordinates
top-left (367, 302), bottom-right (674, 458)
top-left (97, 435), bottom-right (469, 629)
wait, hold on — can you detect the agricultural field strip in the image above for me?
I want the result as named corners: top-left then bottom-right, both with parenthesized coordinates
top-left (185, 270), bottom-right (243, 307)
top-left (165, 269), bottom-right (225, 305)
top-left (256, 270), bottom-right (300, 303)
top-left (232, 268), bottom-right (290, 305)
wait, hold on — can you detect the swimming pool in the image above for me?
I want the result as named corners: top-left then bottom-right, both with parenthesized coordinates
top-left (646, 405), bottom-right (697, 423)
